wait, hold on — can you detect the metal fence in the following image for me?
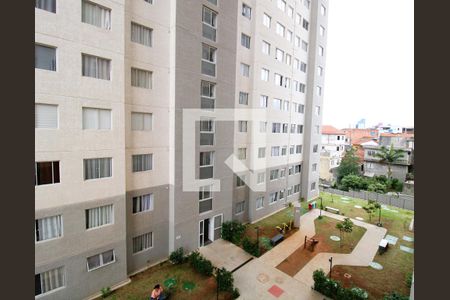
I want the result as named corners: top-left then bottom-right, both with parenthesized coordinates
top-left (320, 187), bottom-right (414, 211)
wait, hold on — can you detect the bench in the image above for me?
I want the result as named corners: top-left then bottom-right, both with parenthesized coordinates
top-left (378, 239), bottom-right (389, 255)
top-left (325, 206), bottom-right (340, 214)
top-left (270, 233), bottom-right (284, 246)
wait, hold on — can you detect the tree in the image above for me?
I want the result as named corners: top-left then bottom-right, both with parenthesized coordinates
top-left (340, 174), bottom-right (363, 191)
top-left (336, 147), bottom-right (360, 183)
top-left (363, 202), bottom-right (377, 222)
top-left (336, 218), bottom-right (354, 247)
top-left (374, 144), bottom-right (405, 179)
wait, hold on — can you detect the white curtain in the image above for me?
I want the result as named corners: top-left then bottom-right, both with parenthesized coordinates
top-left (36, 215), bottom-right (62, 241)
top-left (99, 109), bottom-right (111, 129)
top-left (131, 23), bottom-right (152, 47)
top-left (133, 154), bottom-right (152, 172)
top-left (82, 1), bottom-right (111, 30)
top-left (36, 0), bottom-right (56, 13)
top-left (35, 45), bottom-right (56, 71)
top-left (82, 108), bottom-right (98, 129)
top-left (133, 232), bottom-right (152, 253)
top-left (35, 104), bottom-right (58, 129)
top-left (131, 68), bottom-right (151, 89)
top-left (40, 267), bottom-right (64, 293)
top-left (97, 57), bottom-right (110, 80)
top-left (82, 54), bottom-right (97, 78)
top-left (133, 194), bottom-right (153, 213)
top-left (87, 204), bottom-right (113, 228)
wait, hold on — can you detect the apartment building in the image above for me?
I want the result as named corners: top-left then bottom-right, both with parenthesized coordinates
top-left (319, 125), bottom-right (347, 183)
top-left (35, 0), bottom-right (328, 299)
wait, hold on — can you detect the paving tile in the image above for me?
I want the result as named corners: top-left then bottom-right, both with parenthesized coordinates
top-left (402, 235), bottom-right (414, 242)
top-left (400, 245), bottom-right (414, 254)
top-left (268, 285), bottom-right (284, 298)
top-left (384, 234), bottom-right (398, 245)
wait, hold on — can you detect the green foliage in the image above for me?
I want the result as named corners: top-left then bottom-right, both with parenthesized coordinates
top-left (188, 251), bottom-right (213, 276)
top-left (242, 237), bottom-right (260, 257)
top-left (216, 267), bottom-right (234, 292)
top-left (405, 272), bottom-right (413, 288)
top-left (383, 292), bottom-right (410, 300)
top-left (221, 221), bottom-right (246, 245)
top-left (260, 237), bottom-right (273, 251)
top-left (340, 174), bottom-right (364, 191)
top-left (100, 287), bottom-right (112, 298)
top-left (387, 178), bottom-right (403, 192)
top-left (337, 147), bottom-right (361, 183)
top-left (169, 247), bottom-right (186, 264)
top-left (363, 204), bottom-right (377, 222)
top-left (313, 269), bottom-right (369, 300)
top-left (232, 287), bottom-right (240, 299)
top-left (374, 144), bottom-right (405, 179)
top-left (406, 172), bottom-right (414, 181)
top-left (338, 174), bottom-right (403, 193)
top-left (367, 182), bottom-right (387, 193)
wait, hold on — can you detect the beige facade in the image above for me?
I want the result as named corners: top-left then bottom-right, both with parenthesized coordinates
top-left (35, 0), bottom-right (328, 299)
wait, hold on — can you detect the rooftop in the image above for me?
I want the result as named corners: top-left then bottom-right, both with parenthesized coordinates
top-left (322, 125), bottom-right (346, 135)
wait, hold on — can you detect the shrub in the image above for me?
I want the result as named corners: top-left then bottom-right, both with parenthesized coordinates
top-left (260, 237), bottom-right (273, 251)
top-left (383, 292), bottom-right (409, 300)
top-left (188, 251), bottom-right (213, 276)
top-left (216, 267), bottom-right (234, 292)
top-left (242, 237), bottom-right (260, 257)
top-left (232, 287), bottom-right (240, 299)
top-left (313, 269), bottom-right (369, 300)
top-left (406, 272), bottom-right (413, 288)
top-left (221, 221), bottom-right (246, 245)
top-left (169, 247), bottom-right (186, 264)
top-left (100, 287), bottom-right (112, 298)
top-left (387, 178), bottom-right (403, 192)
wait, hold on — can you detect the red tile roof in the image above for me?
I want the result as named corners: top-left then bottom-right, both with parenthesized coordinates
top-left (322, 125), bottom-right (346, 135)
top-left (380, 133), bottom-right (414, 138)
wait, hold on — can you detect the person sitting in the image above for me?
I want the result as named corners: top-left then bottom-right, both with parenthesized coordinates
top-left (150, 284), bottom-right (166, 300)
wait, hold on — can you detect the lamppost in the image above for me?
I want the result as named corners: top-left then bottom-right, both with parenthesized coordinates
top-left (329, 257), bottom-right (333, 278)
top-left (319, 196), bottom-right (323, 218)
top-left (255, 226), bottom-right (260, 252)
top-left (377, 203), bottom-right (382, 227)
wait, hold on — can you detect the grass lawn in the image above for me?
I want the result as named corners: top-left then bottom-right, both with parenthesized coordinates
top-left (103, 261), bottom-right (233, 300)
top-left (277, 216), bottom-right (366, 276)
top-left (244, 206), bottom-right (298, 255)
top-left (309, 192), bottom-right (414, 300)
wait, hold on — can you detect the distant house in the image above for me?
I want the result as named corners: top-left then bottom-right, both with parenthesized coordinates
top-left (342, 128), bottom-right (379, 167)
top-left (320, 126), bottom-right (348, 183)
top-left (362, 133), bottom-right (414, 181)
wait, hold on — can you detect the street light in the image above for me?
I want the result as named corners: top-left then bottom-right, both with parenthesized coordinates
top-left (329, 257), bottom-right (333, 278)
top-left (319, 197), bottom-right (323, 218)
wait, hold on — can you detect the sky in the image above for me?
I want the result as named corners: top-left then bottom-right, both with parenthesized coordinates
top-left (323, 0), bottom-right (414, 129)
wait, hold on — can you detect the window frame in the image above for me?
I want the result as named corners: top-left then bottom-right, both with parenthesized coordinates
top-left (86, 249), bottom-right (116, 272)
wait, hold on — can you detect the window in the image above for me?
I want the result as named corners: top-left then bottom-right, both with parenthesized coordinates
top-left (207, 0), bottom-right (217, 5)
top-left (272, 122), bottom-right (281, 133)
top-left (279, 189), bottom-right (285, 200)
top-left (87, 250), bottom-right (115, 271)
top-left (202, 6), bottom-right (217, 41)
top-left (274, 73), bottom-right (283, 87)
top-left (200, 151), bottom-right (214, 179)
top-left (257, 172), bottom-right (265, 184)
top-left (200, 119), bottom-right (215, 145)
top-left (294, 59), bottom-right (300, 71)
top-left (300, 62), bottom-right (307, 72)
top-left (260, 95), bottom-right (268, 107)
top-left (199, 185), bottom-right (213, 213)
top-left (36, 0), bottom-right (56, 13)
top-left (242, 3), bottom-right (252, 19)
top-left (272, 98), bottom-right (282, 110)
top-left (237, 148), bottom-right (247, 160)
top-left (132, 194), bottom-right (154, 214)
top-left (202, 44), bottom-right (216, 77)
top-left (86, 204), bottom-right (113, 229)
top-left (280, 168), bottom-right (286, 179)
top-left (271, 146), bottom-right (280, 157)
top-left (275, 48), bottom-right (284, 62)
top-left (295, 36), bottom-right (301, 48)
top-left (290, 124), bottom-right (296, 134)
top-left (287, 6), bottom-right (294, 18)
top-left (35, 267), bottom-right (65, 296)
top-left (283, 100), bottom-right (289, 111)
top-left (238, 121), bottom-right (248, 132)
top-left (286, 30), bottom-right (293, 42)
top-left (82, 1), bottom-right (111, 30)
top-left (311, 182), bottom-right (316, 191)
top-left (35, 215), bottom-right (62, 242)
top-left (131, 68), bottom-right (152, 89)
top-left (317, 86), bottom-right (322, 96)
top-left (298, 104), bottom-right (305, 113)
top-left (236, 175), bottom-right (246, 187)
top-left (318, 66), bottom-right (323, 76)
top-left (263, 13), bottom-right (271, 28)
top-left (319, 26), bottom-right (325, 37)
top-left (82, 54), bottom-right (111, 80)
top-left (144, 0), bottom-right (153, 3)
top-left (296, 145), bottom-right (302, 153)
top-left (269, 192), bottom-right (278, 204)
top-left (201, 81), bottom-right (216, 110)
top-left (35, 161), bottom-right (60, 186)
top-left (301, 40), bottom-right (308, 52)
top-left (302, 18), bottom-right (309, 31)
top-left (294, 80), bottom-right (300, 92)
top-left (240, 63), bottom-right (250, 77)
top-left (319, 46), bottom-right (324, 56)
top-left (239, 92), bottom-right (249, 105)
top-left (284, 77), bottom-right (291, 89)
top-left (132, 154), bottom-right (153, 172)
top-left (235, 201), bottom-right (245, 214)
top-left (276, 23), bottom-right (285, 37)
top-left (321, 4), bottom-right (327, 16)
top-left (304, 0), bottom-right (311, 9)
top-left (296, 14), bottom-right (301, 25)
top-left (260, 121), bottom-right (267, 132)
top-left (282, 123), bottom-right (288, 133)
top-left (261, 68), bottom-right (269, 81)
top-left (35, 44), bottom-right (56, 71)
top-left (277, 0), bottom-right (286, 12)
top-left (295, 164), bottom-right (302, 173)
top-left (241, 33), bottom-right (251, 49)
top-left (281, 146), bottom-right (287, 156)
top-left (82, 107), bottom-right (111, 130)
top-left (270, 169), bottom-right (279, 180)
top-left (258, 147), bottom-right (266, 158)
top-left (312, 163), bottom-right (317, 172)
top-left (287, 186), bottom-right (293, 195)
top-left (299, 83), bottom-right (306, 93)
top-left (256, 196), bottom-right (264, 209)
top-left (84, 158), bottom-right (112, 180)
top-left (313, 145), bottom-right (318, 153)
top-left (35, 104), bottom-right (58, 129)
top-left (131, 112), bottom-right (152, 131)
top-left (213, 214), bottom-right (223, 240)
top-left (262, 40), bottom-right (271, 55)
top-left (315, 105), bottom-right (321, 115)
top-left (294, 184), bottom-right (300, 193)
top-left (288, 166), bottom-right (294, 175)
top-left (297, 125), bottom-right (303, 134)
top-left (133, 232), bottom-right (153, 253)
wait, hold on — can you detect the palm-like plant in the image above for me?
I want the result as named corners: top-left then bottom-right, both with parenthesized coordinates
top-left (374, 144), bottom-right (405, 179)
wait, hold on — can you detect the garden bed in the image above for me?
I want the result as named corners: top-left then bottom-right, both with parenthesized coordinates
top-left (102, 261), bottom-right (233, 300)
top-left (276, 216), bottom-right (366, 276)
